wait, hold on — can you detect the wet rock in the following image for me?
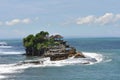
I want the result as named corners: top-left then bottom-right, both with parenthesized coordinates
top-left (74, 52), bottom-right (86, 58)
top-left (50, 53), bottom-right (69, 61)
top-left (15, 60), bottom-right (44, 66)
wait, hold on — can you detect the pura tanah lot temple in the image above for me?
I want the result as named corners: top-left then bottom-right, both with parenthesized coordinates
top-left (23, 31), bottom-right (85, 61)
top-left (44, 34), bottom-right (80, 61)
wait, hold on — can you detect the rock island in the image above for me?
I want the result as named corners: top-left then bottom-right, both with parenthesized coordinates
top-left (23, 31), bottom-right (85, 61)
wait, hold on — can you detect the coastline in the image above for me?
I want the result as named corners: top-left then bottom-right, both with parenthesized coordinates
top-left (1, 38), bottom-right (119, 80)
top-left (23, 31), bottom-right (86, 61)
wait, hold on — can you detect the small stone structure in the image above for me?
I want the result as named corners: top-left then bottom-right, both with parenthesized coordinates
top-left (23, 31), bottom-right (85, 61)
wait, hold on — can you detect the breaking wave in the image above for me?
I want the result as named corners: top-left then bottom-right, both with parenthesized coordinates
top-left (0, 46), bottom-right (12, 49)
top-left (0, 51), bottom-right (24, 55)
top-left (0, 41), bottom-right (24, 55)
top-left (0, 42), bottom-right (12, 49)
top-left (0, 52), bottom-right (104, 80)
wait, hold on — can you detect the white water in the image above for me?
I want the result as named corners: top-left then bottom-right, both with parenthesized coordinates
top-left (0, 42), bottom-right (12, 49)
top-left (0, 46), bottom-right (12, 49)
top-left (0, 52), bottom-right (104, 80)
top-left (83, 52), bottom-right (103, 64)
top-left (0, 51), bottom-right (24, 55)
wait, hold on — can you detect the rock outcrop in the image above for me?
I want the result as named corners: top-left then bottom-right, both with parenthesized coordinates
top-left (23, 31), bottom-right (86, 61)
top-left (50, 53), bottom-right (69, 61)
top-left (67, 47), bottom-right (77, 57)
top-left (74, 52), bottom-right (86, 58)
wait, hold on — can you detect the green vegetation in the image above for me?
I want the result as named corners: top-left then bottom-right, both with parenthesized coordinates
top-left (23, 31), bottom-right (56, 56)
top-left (23, 31), bottom-right (79, 61)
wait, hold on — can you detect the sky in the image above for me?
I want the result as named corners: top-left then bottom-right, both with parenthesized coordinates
top-left (0, 0), bottom-right (120, 39)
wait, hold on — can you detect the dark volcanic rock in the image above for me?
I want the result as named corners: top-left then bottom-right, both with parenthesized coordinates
top-left (67, 48), bottom-right (77, 57)
top-left (15, 60), bottom-right (44, 66)
top-left (50, 53), bottom-right (69, 61)
top-left (74, 52), bottom-right (86, 58)
top-left (23, 31), bottom-right (84, 61)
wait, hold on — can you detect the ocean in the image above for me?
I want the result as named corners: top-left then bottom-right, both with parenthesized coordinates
top-left (0, 38), bottom-right (120, 80)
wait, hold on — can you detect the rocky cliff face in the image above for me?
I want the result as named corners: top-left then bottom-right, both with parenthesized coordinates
top-left (44, 48), bottom-right (85, 61)
top-left (23, 31), bottom-right (86, 61)
top-left (50, 53), bottom-right (69, 61)
top-left (74, 52), bottom-right (86, 58)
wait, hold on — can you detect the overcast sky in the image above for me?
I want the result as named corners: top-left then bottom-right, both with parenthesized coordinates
top-left (0, 0), bottom-right (120, 39)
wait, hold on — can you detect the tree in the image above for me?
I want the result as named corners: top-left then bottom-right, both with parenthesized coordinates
top-left (23, 34), bottom-right (34, 48)
top-left (23, 31), bottom-right (52, 56)
top-left (23, 31), bottom-right (65, 56)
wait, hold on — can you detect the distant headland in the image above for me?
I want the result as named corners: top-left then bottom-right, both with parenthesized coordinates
top-left (23, 31), bottom-right (85, 61)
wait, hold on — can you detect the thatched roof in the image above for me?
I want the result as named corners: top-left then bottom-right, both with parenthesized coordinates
top-left (54, 35), bottom-right (63, 39)
top-left (50, 35), bottom-right (63, 39)
top-left (50, 35), bottom-right (54, 38)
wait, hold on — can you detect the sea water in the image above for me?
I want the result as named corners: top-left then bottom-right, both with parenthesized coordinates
top-left (0, 38), bottom-right (120, 80)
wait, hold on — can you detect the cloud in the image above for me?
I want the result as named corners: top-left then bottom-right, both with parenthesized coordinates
top-left (76, 13), bottom-right (120, 25)
top-left (114, 14), bottom-right (120, 21)
top-left (6, 19), bottom-right (21, 26)
top-left (5, 18), bottom-right (31, 26)
top-left (76, 16), bottom-right (96, 25)
top-left (0, 17), bottom-right (40, 26)
top-left (22, 18), bottom-right (31, 24)
top-left (96, 13), bottom-right (114, 25)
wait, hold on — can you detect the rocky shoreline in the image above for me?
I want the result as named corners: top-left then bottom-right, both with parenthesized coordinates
top-left (23, 31), bottom-right (86, 61)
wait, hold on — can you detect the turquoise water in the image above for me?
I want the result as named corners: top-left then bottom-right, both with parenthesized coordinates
top-left (0, 38), bottom-right (120, 80)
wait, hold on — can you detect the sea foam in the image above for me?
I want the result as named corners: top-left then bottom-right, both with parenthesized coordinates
top-left (0, 52), bottom-right (104, 79)
top-left (0, 46), bottom-right (12, 49)
top-left (0, 51), bottom-right (24, 55)
top-left (82, 52), bottom-right (103, 64)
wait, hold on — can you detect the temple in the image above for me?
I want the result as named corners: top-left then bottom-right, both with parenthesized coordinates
top-left (44, 34), bottom-right (77, 60)
top-left (23, 31), bottom-right (85, 61)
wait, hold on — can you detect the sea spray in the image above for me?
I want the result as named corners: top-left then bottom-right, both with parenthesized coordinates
top-left (0, 51), bottom-right (24, 55)
top-left (83, 52), bottom-right (103, 63)
top-left (0, 52), bottom-right (104, 80)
